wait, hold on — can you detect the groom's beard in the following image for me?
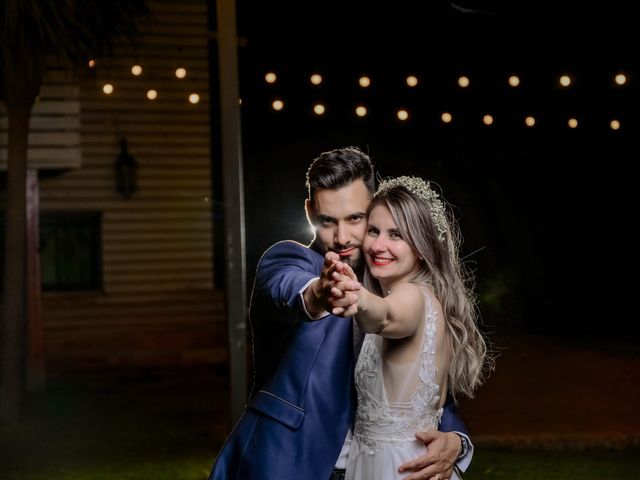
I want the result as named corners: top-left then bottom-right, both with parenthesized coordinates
top-left (310, 239), bottom-right (365, 280)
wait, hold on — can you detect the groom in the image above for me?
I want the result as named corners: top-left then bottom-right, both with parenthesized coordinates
top-left (209, 147), bottom-right (472, 480)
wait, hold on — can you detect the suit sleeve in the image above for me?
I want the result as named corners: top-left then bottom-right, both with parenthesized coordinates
top-left (252, 241), bottom-right (321, 324)
top-left (438, 397), bottom-right (474, 472)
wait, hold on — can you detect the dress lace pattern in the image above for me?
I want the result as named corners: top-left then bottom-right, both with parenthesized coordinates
top-left (351, 291), bottom-right (443, 457)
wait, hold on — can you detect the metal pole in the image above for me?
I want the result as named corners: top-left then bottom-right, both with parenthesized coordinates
top-left (215, 0), bottom-right (247, 423)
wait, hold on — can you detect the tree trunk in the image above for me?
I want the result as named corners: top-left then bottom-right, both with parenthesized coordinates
top-left (0, 104), bottom-right (30, 423)
top-left (1, 44), bottom-right (43, 424)
top-left (26, 169), bottom-right (45, 391)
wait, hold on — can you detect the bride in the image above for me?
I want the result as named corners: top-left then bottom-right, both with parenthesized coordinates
top-left (328, 176), bottom-right (490, 480)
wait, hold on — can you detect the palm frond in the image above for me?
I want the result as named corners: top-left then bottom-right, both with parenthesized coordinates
top-left (1, 0), bottom-right (150, 66)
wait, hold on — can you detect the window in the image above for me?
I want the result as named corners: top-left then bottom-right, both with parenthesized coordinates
top-left (39, 212), bottom-right (102, 291)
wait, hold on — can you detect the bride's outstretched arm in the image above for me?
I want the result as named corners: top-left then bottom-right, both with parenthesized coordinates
top-left (330, 264), bottom-right (424, 340)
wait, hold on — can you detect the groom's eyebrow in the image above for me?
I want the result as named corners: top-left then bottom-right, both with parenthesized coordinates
top-left (316, 212), bottom-right (365, 223)
top-left (317, 214), bottom-right (337, 223)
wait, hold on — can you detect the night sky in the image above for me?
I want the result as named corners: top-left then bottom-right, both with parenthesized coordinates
top-left (217, 1), bottom-right (637, 339)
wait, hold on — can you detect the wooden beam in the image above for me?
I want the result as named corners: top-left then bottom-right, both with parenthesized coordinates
top-left (216, 0), bottom-right (248, 422)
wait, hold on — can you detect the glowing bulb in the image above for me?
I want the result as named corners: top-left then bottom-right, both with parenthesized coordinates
top-left (559, 75), bottom-right (572, 87)
top-left (614, 74), bottom-right (626, 86)
top-left (272, 99), bottom-right (284, 111)
top-left (406, 76), bottom-right (418, 87)
top-left (238, 98), bottom-right (242, 105)
top-left (568, 118), bottom-right (578, 128)
top-left (441, 112), bottom-right (452, 123)
top-left (175, 68), bottom-right (187, 79)
top-left (358, 76), bottom-right (371, 88)
top-left (610, 120), bottom-right (621, 130)
top-left (458, 76), bottom-right (470, 88)
top-left (525, 116), bottom-right (535, 127)
top-left (131, 65), bottom-right (142, 76)
top-left (310, 74), bottom-right (323, 85)
top-left (397, 109), bottom-right (409, 121)
top-left (88, 59), bottom-right (96, 68)
top-left (146, 89), bottom-right (157, 100)
top-left (265, 72), bottom-right (277, 84)
top-left (102, 84), bottom-right (114, 94)
top-left (483, 114), bottom-right (494, 125)
top-left (508, 75), bottom-right (520, 87)
top-left (355, 105), bottom-right (368, 117)
top-left (313, 104), bottom-right (325, 115)
top-left (189, 93), bottom-right (200, 104)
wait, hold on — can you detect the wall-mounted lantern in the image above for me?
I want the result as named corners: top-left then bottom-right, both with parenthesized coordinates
top-left (114, 138), bottom-right (137, 200)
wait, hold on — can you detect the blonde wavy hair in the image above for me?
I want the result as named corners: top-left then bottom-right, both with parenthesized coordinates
top-left (365, 180), bottom-right (493, 400)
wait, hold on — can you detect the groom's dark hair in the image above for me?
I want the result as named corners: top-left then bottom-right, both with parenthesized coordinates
top-left (305, 146), bottom-right (375, 204)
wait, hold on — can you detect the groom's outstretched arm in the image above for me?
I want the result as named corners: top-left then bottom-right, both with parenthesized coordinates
top-left (253, 241), bottom-right (324, 324)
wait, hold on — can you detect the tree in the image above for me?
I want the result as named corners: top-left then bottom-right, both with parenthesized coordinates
top-left (0, 0), bottom-right (149, 424)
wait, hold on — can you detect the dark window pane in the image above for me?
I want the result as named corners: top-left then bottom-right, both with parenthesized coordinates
top-left (39, 212), bottom-right (102, 291)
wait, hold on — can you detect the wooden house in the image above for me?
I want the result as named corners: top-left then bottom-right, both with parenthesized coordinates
top-left (0, 0), bottom-right (227, 379)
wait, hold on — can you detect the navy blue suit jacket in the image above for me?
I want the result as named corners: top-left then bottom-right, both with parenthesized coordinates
top-left (209, 241), bottom-right (468, 480)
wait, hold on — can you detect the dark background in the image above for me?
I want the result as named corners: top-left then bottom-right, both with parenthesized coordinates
top-left (223, 1), bottom-right (637, 339)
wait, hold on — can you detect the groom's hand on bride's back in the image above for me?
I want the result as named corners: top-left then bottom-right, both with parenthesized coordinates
top-left (397, 430), bottom-right (460, 480)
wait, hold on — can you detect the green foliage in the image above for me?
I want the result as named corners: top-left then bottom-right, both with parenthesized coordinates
top-left (0, 0), bottom-right (150, 64)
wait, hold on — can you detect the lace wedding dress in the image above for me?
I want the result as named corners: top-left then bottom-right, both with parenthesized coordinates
top-left (346, 289), bottom-right (459, 480)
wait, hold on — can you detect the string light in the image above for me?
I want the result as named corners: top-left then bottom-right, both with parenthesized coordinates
top-left (146, 89), bottom-right (157, 100)
top-left (242, 72), bottom-right (633, 131)
top-left (131, 65), bottom-right (142, 76)
top-left (175, 68), bottom-right (187, 79)
top-left (88, 59), bottom-right (96, 68)
top-left (189, 93), bottom-right (200, 104)
top-left (358, 76), bottom-right (371, 88)
top-left (102, 84), bottom-right (114, 94)
top-left (406, 76), bottom-right (418, 87)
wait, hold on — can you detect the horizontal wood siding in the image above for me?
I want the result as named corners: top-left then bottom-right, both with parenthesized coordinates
top-left (43, 290), bottom-right (227, 375)
top-left (0, 64), bottom-right (82, 170)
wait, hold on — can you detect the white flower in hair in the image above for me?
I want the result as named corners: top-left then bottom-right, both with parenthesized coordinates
top-left (377, 176), bottom-right (448, 242)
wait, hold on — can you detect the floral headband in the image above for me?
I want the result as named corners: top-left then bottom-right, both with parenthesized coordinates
top-left (376, 176), bottom-right (448, 242)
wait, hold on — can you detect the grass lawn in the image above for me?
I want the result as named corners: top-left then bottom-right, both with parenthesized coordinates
top-left (468, 449), bottom-right (639, 479)
top-left (1, 379), bottom-right (638, 479)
